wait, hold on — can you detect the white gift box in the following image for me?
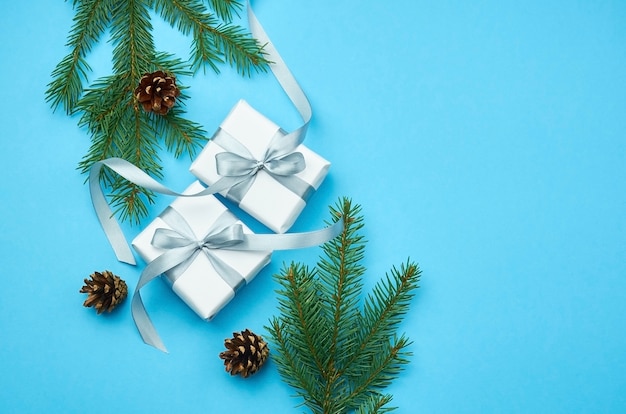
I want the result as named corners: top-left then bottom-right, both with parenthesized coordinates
top-left (189, 99), bottom-right (330, 233)
top-left (131, 181), bottom-right (272, 320)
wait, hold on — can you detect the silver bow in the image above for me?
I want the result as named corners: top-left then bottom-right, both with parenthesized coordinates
top-left (211, 128), bottom-right (314, 203)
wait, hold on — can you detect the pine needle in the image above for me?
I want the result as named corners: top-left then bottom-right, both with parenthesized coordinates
top-left (267, 198), bottom-right (421, 413)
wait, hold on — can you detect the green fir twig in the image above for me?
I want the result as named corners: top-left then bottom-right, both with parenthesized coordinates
top-left (267, 198), bottom-right (421, 414)
top-left (46, 0), bottom-right (269, 223)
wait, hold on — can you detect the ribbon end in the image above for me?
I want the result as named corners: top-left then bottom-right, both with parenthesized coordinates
top-left (140, 327), bottom-right (169, 354)
top-left (119, 255), bottom-right (137, 266)
top-left (132, 291), bottom-right (168, 353)
top-left (153, 342), bottom-right (169, 354)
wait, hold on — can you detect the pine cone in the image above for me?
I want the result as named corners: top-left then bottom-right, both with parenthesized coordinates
top-left (134, 71), bottom-right (180, 115)
top-left (80, 271), bottom-right (128, 314)
top-left (219, 329), bottom-right (270, 378)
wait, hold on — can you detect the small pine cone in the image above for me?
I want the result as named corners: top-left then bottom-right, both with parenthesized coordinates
top-left (134, 70), bottom-right (180, 115)
top-left (80, 271), bottom-right (128, 314)
top-left (219, 329), bottom-right (269, 378)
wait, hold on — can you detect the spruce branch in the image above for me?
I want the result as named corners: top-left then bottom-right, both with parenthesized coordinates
top-left (319, 201), bottom-right (366, 367)
top-left (267, 198), bottom-right (421, 413)
top-left (206, 23), bottom-right (270, 76)
top-left (206, 0), bottom-right (242, 21)
top-left (273, 264), bottom-right (333, 379)
top-left (355, 394), bottom-right (395, 414)
top-left (269, 314), bottom-right (326, 410)
top-left (152, 0), bottom-right (270, 74)
top-left (46, 0), bottom-right (113, 114)
top-left (341, 261), bottom-right (420, 383)
top-left (340, 335), bottom-right (412, 409)
top-left (109, 0), bottom-right (155, 78)
top-left (155, 106), bottom-right (206, 158)
top-left (47, 0), bottom-right (269, 224)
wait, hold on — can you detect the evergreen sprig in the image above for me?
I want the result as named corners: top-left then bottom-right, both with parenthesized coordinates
top-left (267, 198), bottom-right (421, 413)
top-left (46, 0), bottom-right (269, 223)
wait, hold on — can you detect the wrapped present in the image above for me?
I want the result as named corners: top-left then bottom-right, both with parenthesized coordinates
top-left (131, 181), bottom-right (272, 321)
top-left (189, 99), bottom-right (330, 233)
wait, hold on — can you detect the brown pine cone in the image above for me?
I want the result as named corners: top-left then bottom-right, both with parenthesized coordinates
top-left (219, 329), bottom-right (270, 378)
top-left (80, 271), bottom-right (128, 314)
top-left (134, 71), bottom-right (180, 115)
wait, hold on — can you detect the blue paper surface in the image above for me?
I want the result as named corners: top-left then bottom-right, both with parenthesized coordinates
top-left (1, 1), bottom-right (625, 413)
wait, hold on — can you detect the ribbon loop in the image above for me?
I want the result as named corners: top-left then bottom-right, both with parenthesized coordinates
top-left (152, 228), bottom-right (193, 249)
top-left (264, 152), bottom-right (306, 176)
top-left (215, 152), bottom-right (259, 177)
top-left (202, 224), bottom-right (245, 249)
top-left (263, 129), bottom-right (306, 161)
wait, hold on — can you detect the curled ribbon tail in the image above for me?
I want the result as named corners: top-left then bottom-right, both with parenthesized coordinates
top-left (132, 244), bottom-right (202, 352)
top-left (89, 159), bottom-right (140, 265)
top-left (131, 249), bottom-right (194, 353)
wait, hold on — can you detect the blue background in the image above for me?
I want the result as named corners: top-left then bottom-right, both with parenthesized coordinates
top-left (1, 1), bottom-right (625, 412)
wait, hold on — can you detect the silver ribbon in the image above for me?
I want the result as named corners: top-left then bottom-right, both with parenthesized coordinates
top-left (133, 206), bottom-right (343, 352)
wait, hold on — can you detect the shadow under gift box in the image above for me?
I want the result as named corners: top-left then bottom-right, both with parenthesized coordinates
top-left (190, 99), bottom-right (331, 234)
top-left (131, 181), bottom-right (272, 321)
